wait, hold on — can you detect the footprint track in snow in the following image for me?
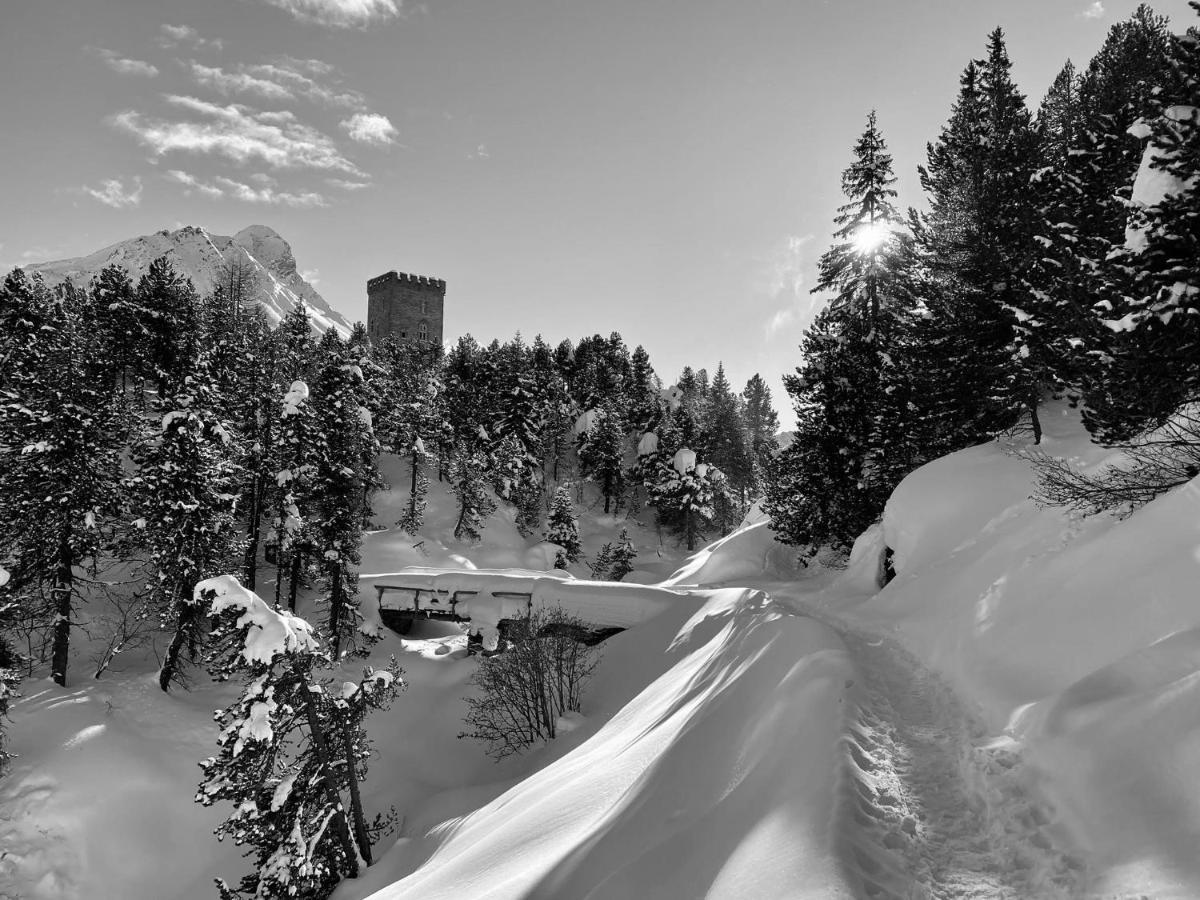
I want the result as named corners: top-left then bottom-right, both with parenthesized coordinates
top-left (771, 589), bottom-right (1086, 899)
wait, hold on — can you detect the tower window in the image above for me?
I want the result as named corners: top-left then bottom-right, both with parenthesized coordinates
top-left (421, 297), bottom-right (427, 314)
top-left (418, 322), bottom-right (429, 340)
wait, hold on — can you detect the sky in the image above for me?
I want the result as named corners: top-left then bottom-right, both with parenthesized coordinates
top-left (1, 0), bottom-right (1197, 428)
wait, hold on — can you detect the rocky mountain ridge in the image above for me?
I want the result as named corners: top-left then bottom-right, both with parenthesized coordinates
top-left (27, 224), bottom-right (351, 335)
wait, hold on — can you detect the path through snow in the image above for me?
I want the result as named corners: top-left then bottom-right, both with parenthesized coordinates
top-left (767, 583), bottom-right (1086, 899)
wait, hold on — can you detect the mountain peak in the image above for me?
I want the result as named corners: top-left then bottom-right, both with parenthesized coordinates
top-left (25, 224), bottom-right (349, 335)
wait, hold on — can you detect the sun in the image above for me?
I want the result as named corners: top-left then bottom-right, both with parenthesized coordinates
top-left (851, 221), bottom-right (891, 254)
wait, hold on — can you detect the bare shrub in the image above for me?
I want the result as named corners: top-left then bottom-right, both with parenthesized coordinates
top-left (1027, 405), bottom-right (1200, 517)
top-left (461, 607), bottom-right (600, 760)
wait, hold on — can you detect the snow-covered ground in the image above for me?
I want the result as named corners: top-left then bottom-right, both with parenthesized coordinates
top-left (5, 404), bottom-right (1200, 898)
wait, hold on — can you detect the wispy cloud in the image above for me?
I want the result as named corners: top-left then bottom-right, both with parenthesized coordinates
top-left (186, 62), bottom-right (294, 102)
top-left (184, 57), bottom-right (366, 110)
top-left (166, 169), bottom-right (327, 207)
top-left (112, 95), bottom-right (364, 175)
top-left (158, 24), bottom-right (223, 52)
top-left (91, 47), bottom-right (159, 78)
top-left (83, 176), bottom-right (143, 208)
top-left (1080, 1), bottom-right (1105, 19)
top-left (327, 177), bottom-right (371, 190)
top-left (259, 0), bottom-right (401, 28)
top-left (166, 169), bottom-right (225, 198)
top-left (468, 143), bottom-right (490, 160)
top-left (340, 112), bottom-right (397, 146)
top-left (758, 233), bottom-right (820, 337)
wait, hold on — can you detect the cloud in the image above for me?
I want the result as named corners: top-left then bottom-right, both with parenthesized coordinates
top-left (166, 169), bottom-right (225, 198)
top-left (1080, 1), bottom-right (1105, 18)
top-left (83, 176), bottom-right (143, 208)
top-left (91, 47), bottom-right (159, 78)
top-left (182, 58), bottom-right (367, 109)
top-left (112, 95), bottom-right (364, 175)
top-left (340, 112), bottom-right (397, 146)
top-left (259, 0), bottom-right (401, 28)
top-left (215, 176), bottom-right (328, 207)
top-left (327, 177), bottom-right (371, 190)
top-left (301, 268), bottom-right (320, 285)
top-left (757, 233), bottom-right (822, 337)
top-left (186, 62), bottom-right (294, 102)
top-left (166, 169), bottom-right (327, 207)
top-left (467, 143), bottom-right (489, 160)
top-left (158, 24), bottom-right (223, 51)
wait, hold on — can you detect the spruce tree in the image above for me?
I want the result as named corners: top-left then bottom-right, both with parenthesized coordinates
top-left (578, 401), bottom-right (627, 514)
top-left (310, 342), bottom-right (377, 658)
top-left (449, 442), bottom-right (497, 542)
top-left (545, 485), bottom-right (582, 568)
top-left (0, 273), bottom-right (123, 686)
top-left (129, 367), bottom-right (244, 691)
top-left (197, 576), bottom-right (402, 900)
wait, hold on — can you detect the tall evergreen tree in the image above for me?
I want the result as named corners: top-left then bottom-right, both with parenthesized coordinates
top-left (0, 274), bottom-right (124, 685)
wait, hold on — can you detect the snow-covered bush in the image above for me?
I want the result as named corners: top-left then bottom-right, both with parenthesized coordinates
top-left (461, 608), bottom-right (599, 760)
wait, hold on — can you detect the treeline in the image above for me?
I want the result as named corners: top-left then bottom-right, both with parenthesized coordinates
top-left (765, 4), bottom-right (1200, 553)
top-left (0, 257), bottom-right (780, 700)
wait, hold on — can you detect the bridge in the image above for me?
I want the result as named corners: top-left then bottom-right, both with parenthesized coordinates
top-left (372, 567), bottom-right (686, 650)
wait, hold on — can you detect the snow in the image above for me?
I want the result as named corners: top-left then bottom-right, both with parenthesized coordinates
top-left (197, 574), bottom-right (320, 664)
top-left (10, 408), bottom-right (1200, 899)
top-left (27, 225), bottom-right (352, 336)
top-left (671, 447), bottom-right (696, 474)
top-left (281, 380), bottom-right (309, 416)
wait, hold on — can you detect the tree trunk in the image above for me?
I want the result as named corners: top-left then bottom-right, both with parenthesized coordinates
top-left (288, 549), bottom-right (303, 612)
top-left (50, 532), bottom-right (73, 687)
top-left (408, 448), bottom-right (420, 523)
top-left (158, 592), bottom-right (198, 692)
top-left (298, 670), bottom-right (360, 878)
top-left (243, 470), bottom-right (261, 589)
top-left (340, 708), bottom-right (373, 865)
top-left (1029, 396), bottom-right (1043, 445)
top-left (328, 568), bottom-right (344, 659)
top-left (685, 509), bottom-right (696, 552)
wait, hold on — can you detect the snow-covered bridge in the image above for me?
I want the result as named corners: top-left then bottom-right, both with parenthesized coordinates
top-left (372, 567), bottom-right (687, 650)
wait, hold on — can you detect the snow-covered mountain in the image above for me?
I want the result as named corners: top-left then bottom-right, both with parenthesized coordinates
top-left (27, 224), bottom-right (351, 335)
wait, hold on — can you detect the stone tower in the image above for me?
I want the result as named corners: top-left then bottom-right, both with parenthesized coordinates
top-left (366, 270), bottom-right (446, 345)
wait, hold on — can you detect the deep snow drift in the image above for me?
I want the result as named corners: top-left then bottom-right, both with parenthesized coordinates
top-left (5, 407), bottom-right (1200, 899)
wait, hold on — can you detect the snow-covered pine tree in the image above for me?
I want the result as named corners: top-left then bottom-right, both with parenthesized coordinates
top-left (128, 367), bottom-right (244, 691)
top-left (649, 449), bottom-right (718, 552)
top-left (310, 339), bottom-right (378, 658)
top-left (270, 379), bottom-right (318, 611)
top-left (703, 364), bottom-right (752, 532)
top-left (0, 273), bottom-right (124, 686)
top-left (578, 401), bottom-right (628, 514)
top-left (609, 528), bottom-right (637, 581)
top-left (1086, 4), bottom-right (1200, 439)
top-left (766, 111), bottom-right (916, 550)
top-left (1020, 6), bottom-right (1173, 438)
top-left (196, 575), bottom-right (402, 900)
top-left (545, 484), bottom-right (582, 568)
top-left (136, 256), bottom-right (202, 396)
top-left (449, 441), bottom-right (497, 542)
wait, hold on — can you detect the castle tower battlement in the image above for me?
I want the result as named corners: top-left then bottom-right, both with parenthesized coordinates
top-left (367, 269), bottom-right (445, 345)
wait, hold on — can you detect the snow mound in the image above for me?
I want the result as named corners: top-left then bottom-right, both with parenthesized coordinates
top-left (346, 588), bottom-right (857, 900)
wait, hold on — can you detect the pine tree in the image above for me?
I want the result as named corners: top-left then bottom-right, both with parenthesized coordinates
top-left (0, 273), bottom-right (123, 686)
top-left (545, 485), bottom-right (582, 568)
top-left (129, 368), bottom-right (243, 691)
top-left (1086, 5), bottom-right (1200, 439)
top-left (449, 442), bottom-right (497, 542)
top-left (704, 364), bottom-right (752, 531)
top-left (196, 576), bottom-right (402, 900)
top-left (310, 345), bottom-right (377, 658)
top-left (578, 401), bottom-right (627, 514)
top-left (766, 112), bottom-right (917, 550)
top-left (609, 528), bottom-right (637, 582)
